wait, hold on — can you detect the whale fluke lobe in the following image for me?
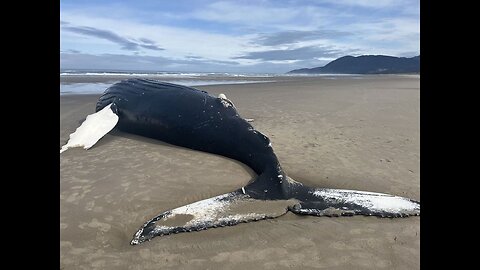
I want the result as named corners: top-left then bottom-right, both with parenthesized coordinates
top-left (130, 189), bottom-right (293, 245)
top-left (289, 187), bottom-right (420, 218)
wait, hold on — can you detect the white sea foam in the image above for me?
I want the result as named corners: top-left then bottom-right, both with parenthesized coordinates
top-left (60, 71), bottom-right (278, 78)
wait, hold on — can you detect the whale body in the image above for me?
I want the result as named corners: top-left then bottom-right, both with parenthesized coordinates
top-left (60, 79), bottom-right (420, 245)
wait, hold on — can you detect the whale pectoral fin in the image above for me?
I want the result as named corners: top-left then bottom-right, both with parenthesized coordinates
top-left (131, 190), bottom-right (292, 245)
top-left (60, 103), bottom-right (119, 153)
top-left (290, 188), bottom-right (420, 218)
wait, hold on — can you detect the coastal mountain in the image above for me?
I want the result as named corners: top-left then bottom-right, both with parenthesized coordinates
top-left (288, 55), bottom-right (420, 74)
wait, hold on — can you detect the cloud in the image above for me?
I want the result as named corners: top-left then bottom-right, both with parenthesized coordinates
top-left (138, 38), bottom-right (156, 45)
top-left (234, 45), bottom-right (354, 61)
top-left (396, 51), bottom-right (420, 57)
top-left (59, 51), bottom-right (318, 73)
top-left (253, 29), bottom-right (353, 46)
top-left (61, 49), bottom-right (81, 54)
top-left (137, 44), bottom-right (164, 51)
top-left (60, 52), bottom-right (240, 71)
top-left (190, 1), bottom-right (306, 27)
top-left (61, 23), bottom-right (164, 51)
top-left (188, 1), bottom-right (414, 31)
top-left (60, 13), bottom-right (251, 61)
top-left (185, 55), bottom-right (204, 59)
top-left (322, 0), bottom-right (409, 8)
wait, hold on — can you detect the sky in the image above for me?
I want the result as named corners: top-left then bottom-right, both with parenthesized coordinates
top-left (60, 0), bottom-right (420, 73)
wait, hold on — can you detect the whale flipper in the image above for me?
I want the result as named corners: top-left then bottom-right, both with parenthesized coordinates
top-left (290, 188), bottom-right (420, 218)
top-left (130, 189), bottom-right (293, 245)
top-left (60, 103), bottom-right (118, 153)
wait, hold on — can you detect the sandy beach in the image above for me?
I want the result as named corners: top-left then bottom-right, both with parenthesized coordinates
top-left (60, 75), bottom-right (420, 269)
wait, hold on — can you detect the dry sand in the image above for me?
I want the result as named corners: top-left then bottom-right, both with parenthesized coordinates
top-left (60, 75), bottom-right (420, 269)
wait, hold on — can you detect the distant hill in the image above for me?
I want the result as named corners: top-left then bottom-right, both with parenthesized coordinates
top-left (287, 55), bottom-right (420, 74)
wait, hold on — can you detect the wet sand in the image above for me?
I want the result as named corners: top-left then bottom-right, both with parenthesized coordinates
top-left (60, 75), bottom-right (420, 269)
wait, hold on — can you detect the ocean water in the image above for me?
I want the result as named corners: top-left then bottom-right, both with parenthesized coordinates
top-left (60, 70), bottom-right (366, 78)
top-left (60, 70), bottom-right (281, 95)
top-left (59, 70), bottom-right (365, 95)
top-left (60, 70), bottom-right (282, 77)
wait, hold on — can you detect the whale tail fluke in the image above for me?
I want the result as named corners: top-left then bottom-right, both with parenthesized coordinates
top-left (60, 103), bottom-right (118, 154)
top-left (130, 189), bottom-right (293, 245)
top-left (289, 185), bottom-right (420, 218)
top-left (130, 178), bottom-right (420, 245)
